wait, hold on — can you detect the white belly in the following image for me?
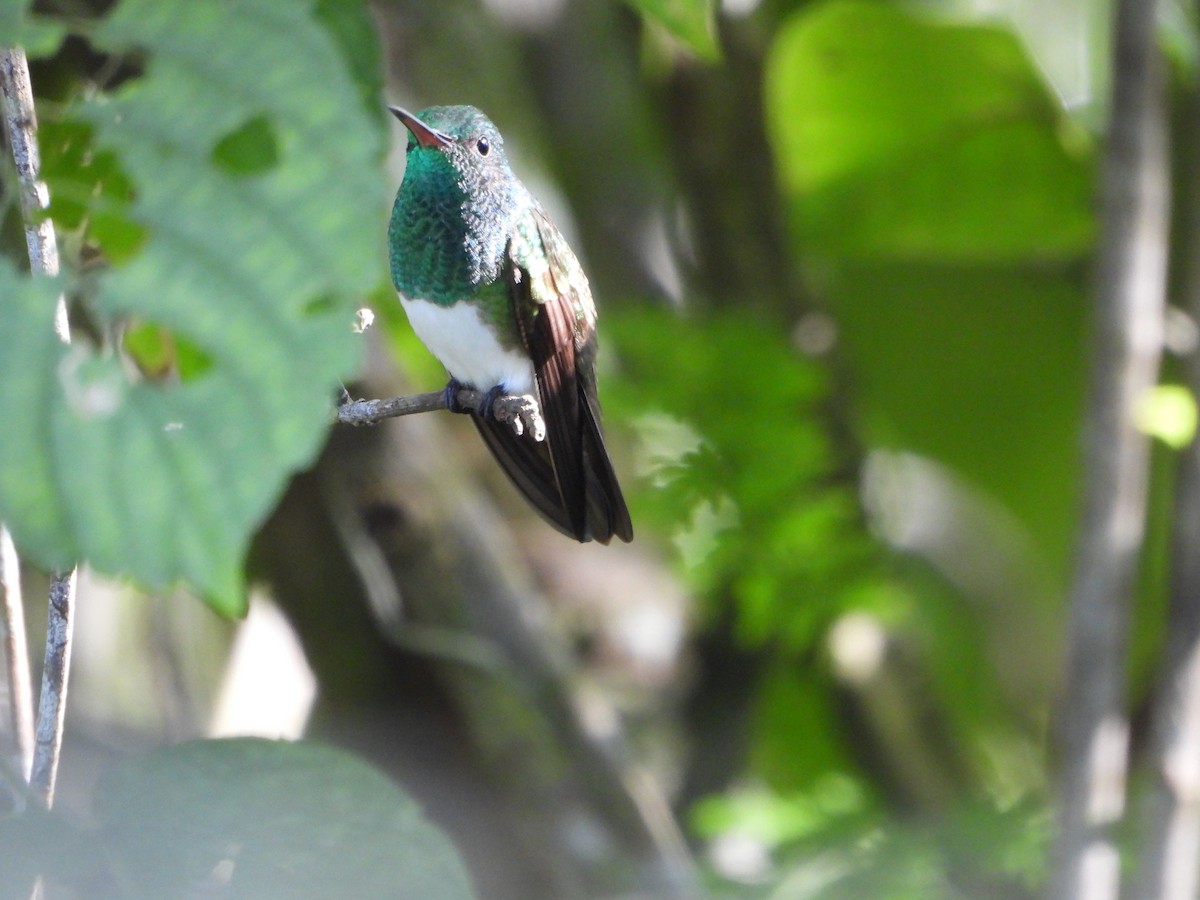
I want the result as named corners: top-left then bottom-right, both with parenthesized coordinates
top-left (400, 295), bottom-right (535, 395)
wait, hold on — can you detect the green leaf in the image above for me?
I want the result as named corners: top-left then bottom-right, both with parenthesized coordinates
top-left (829, 261), bottom-right (1087, 580)
top-left (0, 0), bottom-right (65, 57)
top-left (608, 308), bottom-right (877, 648)
top-left (210, 115), bottom-right (281, 176)
top-left (92, 739), bottom-right (475, 899)
top-left (313, 0), bottom-right (386, 121)
top-left (0, 803), bottom-right (104, 896)
top-left (1136, 384), bottom-right (1197, 449)
top-left (0, 0), bottom-right (385, 614)
top-left (625, 0), bottom-right (720, 61)
top-left (39, 118), bottom-right (146, 262)
top-left (765, 0), bottom-right (1093, 262)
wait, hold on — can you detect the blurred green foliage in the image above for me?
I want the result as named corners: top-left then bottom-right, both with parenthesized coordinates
top-left (625, 0), bottom-right (721, 60)
top-left (610, 308), bottom-right (875, 649)
top-left (0, 0), bottom-right (1176, 895)
top-left (604, 0), bottom-right (1102, 894)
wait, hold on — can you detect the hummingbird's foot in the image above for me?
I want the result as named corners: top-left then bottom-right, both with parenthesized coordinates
top-left (490, 393), bottom-right (546, 442)
top-left (446, 379), bottom-right (544, 439)
top-left (443, 378), bottom-right (471, 414)
top-left (475, 384), bottom-right (507, 418)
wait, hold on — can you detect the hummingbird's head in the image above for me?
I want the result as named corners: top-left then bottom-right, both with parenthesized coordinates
top-left (390, 105), bottom-right (514, 201)
top-left (389, 104), bottom-right (521, 288)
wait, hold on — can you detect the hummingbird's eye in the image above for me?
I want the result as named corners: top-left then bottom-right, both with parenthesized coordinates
top-left (406, 139), bottom-right (415, 154)
top-left (476, 137), bottom-right (490, 156)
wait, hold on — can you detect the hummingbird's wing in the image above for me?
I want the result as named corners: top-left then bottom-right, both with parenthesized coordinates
top-left (470, 203), bottom-right (632, 543)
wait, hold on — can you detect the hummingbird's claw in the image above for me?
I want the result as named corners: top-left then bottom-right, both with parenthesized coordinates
top-left (491, 393), bottom-right (546, 443)
top-left (445, 379), bottom-right (545, 440)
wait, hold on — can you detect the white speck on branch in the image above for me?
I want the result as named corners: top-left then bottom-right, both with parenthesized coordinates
top-left (1, 46), bottom-right (78, 814)
top-left (337, 388), bottom-right (547, 442)
top-left (1047, 0), bottom-right (1169, 895)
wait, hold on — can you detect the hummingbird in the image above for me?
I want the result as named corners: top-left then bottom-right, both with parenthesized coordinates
top-left (387, 104), bottom-right (633, 544)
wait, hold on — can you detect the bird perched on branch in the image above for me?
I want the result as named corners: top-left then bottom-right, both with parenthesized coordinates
top-left (387, 104), bottom-right (632, 544)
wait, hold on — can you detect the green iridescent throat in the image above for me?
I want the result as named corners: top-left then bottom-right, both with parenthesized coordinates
top-left (388, 107), bottom-right (521, 308)
top-left (388, 149), bottom-right (477, 305)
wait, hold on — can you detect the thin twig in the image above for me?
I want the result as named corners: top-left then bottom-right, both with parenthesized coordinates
top-left (337, 387), bottom-right (546, 441)
top-left (28, 571), bottom-right (74, 808)
top-left (0, 47), bottom-right (44, 787)
top-left (337, 389), bottom-right (454, 424)
top-left (1, 46), bottom-right (78, 815)
top-left (0, 527), bottom-right (33, 779)
top-left (1047, 0), bottom-right (1169, 895)
top-left (0, 47), bottom-right (65, 310)
top-left (1130, 29), bottom-right (1200, 900)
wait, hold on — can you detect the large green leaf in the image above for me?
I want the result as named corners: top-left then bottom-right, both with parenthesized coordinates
top-left (0, 739), bottom-right (474, 898)
top-left (92, 739), bottom-right (474, 899)
top-left (0, 0), bottom-right (385, 614)
top-left (313, 0), bottom-right (385, 121)
top-left (765, 0), bottom-right (1093, 262)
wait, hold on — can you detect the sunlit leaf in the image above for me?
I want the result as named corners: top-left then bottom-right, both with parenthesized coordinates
top-left (625, 0), bottom-right (720, 61)
top-left (765, 0), bottom-right (1093, 262)
top-left (1136, 384), bottom-right (1197, 449)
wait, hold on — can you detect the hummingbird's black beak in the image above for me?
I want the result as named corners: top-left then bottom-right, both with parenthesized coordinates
top-left (388, 106), bottom-right (451, 149)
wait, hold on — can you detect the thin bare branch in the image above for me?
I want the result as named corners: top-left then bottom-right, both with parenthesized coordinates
top-left (0, 47), bottom-right (45, 788)
top-left (1133, 408), bottom-right (1200, 900)
top-left (338, 387), bottom-right (546, 441)
top-left (1130, 36), bottom-right (1200, 900)
top-left (338, 389), bottom-right (453, 424)
top-left (28, 571), bottom-right (74, 808)
top-left (0, 47), bottom-right (66, 330)
top-left (1, 46), bottom-right (78, 817)
top-left (0, 527), bottom-right (33, 779)
top-left (1047, 0), bottom-right (1169, 895)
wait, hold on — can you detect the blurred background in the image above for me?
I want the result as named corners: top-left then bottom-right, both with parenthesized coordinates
top-left (4, 0), bottom-right (1191, 896)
